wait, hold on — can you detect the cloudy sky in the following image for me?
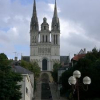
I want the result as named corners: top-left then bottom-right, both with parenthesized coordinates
top-left (0, 0), bottom-right (100, 59)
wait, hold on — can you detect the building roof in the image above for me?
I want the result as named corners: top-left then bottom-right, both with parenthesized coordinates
top-left (22, 56), bottom-right (70, 64)
top-left (12, 65), bottom-right (33, 74)
top-left (21, 56), bottom-right (30, 62)
top-left (60, 56), bottom-right (70, 64)
top-left (58, 66), bottom-right (69, 70)
top-left (72, 54), bottom-right (85, 61)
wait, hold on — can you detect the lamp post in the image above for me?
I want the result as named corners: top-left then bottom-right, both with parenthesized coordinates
top-left (68, 70), bottom-right (91, 100)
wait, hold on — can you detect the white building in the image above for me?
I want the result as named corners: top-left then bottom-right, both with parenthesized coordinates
top-left (30, 0), bottom-right (60, 71)
top-left (21, 0), bottom-right (70, 82)
top-left (13, 66), bottom-right (34, 100)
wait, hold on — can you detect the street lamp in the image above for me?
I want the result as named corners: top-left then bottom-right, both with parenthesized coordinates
top-left (68, 70), bottom-right (91, 100)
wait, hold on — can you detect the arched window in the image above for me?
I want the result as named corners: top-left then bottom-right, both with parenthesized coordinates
top-left (44, 26), bottom-right (46, 30)
top-left (43, 35), bottom-right (44, 42)
top-left (56, 35), bottom-right (57, 44)
top-left (42, 59), bottom-right (47, 70)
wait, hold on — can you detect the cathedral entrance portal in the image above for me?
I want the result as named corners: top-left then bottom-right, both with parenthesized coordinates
top-left (42, 59), bottom-right (47, 70)
top-left (41, 73), bottom-right (49, 83)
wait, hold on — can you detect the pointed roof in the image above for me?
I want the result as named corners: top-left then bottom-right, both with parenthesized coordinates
top-left (30, 0), bottom-right (39, 32)
top-left (53, 0), bottom-right (58, 18)
top-left (33, 0), bottom-right (37, 17)
top-left (51, 0), bottom-right (60, 32)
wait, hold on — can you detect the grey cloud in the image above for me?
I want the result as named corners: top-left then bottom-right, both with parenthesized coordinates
top-left (66, 32), bottom-right (95, 48)
top-left (0, 0), bottom-right (100, 59)
top-left (58, 0), bottom-right (100, 41)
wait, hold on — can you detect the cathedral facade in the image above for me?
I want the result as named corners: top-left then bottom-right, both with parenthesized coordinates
top-left (30, 0), bottom-right (60, 71)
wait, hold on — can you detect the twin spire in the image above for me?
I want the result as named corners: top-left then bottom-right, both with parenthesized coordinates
top-left (53, 0), bottom-right (58, 18)
top-left (30, 0), bottom-right (60, 32)
top-left (33, 0), bottom-right (37, 17)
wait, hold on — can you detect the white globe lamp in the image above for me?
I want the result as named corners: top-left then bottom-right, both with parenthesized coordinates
top-left (68, 76), bottom-right (76, 85)
top-left (73, 70), bottom-right (81, 78)
top-left (83, 76), bottom-right (91, 85)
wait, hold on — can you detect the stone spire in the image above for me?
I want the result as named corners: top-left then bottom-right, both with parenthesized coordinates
top-left (53, 0), bottom-right (58, 18)
top-left (33, 0), bottom-right (36, 16)
top-left (51, 0), bottom-right (60, 32)
top-left (30, 0), bottom-right (39, 32)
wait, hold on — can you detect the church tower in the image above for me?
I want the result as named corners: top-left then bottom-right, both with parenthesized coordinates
top-left (40, 17), bottom-right (50, 43)
top-left (51, 0), bottom-right (60, 56)
top-left (30, 0), bottom-right (60, 73)
top-left (30, 0), bottom-right (39, 56)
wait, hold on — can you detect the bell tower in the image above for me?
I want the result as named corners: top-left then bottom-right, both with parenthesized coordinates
top-left (40, 17), bottom-right (50, 43)
top-left (30, 0), bottom-right (39, 56)
top-left (30, 0), bottom-right (60, 73)
top-left (51, 0), bottom-right (60, 56)
top-left (51, 0), bottom-right (60, 32)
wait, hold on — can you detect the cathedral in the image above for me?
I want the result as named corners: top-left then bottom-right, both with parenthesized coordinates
top-left (22, 0), bottom-right (70, 74)
top-left (30, 0), bottom-right (60, 71)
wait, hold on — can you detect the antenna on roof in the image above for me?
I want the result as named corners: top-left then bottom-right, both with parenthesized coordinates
top-left (13, 52), bottom-right (18, 61)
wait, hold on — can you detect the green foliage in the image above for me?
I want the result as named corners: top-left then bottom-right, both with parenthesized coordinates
top-left (20, 60), bottom-right (41, 92)
top-left (29, 62), bottom-right (41, 78)
top-left (0, 53), bottom-right (22, 100)
top-left (61, 48), bottom-right (100, 99)
top-left (0, 53), bottom-right (9, 66)
top-left (20, 60), bottom-right (40, 79)
top-left (51, 63), bottom-right (61, 83)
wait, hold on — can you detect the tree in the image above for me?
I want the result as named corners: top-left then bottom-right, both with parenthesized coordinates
top-left (20, 60), bottom-right (40, 79)
top-left (51, 63), bottom-right (61, 83)
top-left (60, 48), bottom-right (100, 99)
top-left (20, 60), bottom-right (41, 91)
top-left (29, 62), bottom-right (41, 78)
top-left (0, 53), bottom-right (22, 100)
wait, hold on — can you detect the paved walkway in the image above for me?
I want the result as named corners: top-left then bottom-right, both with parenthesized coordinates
top-left (50, 83), bottom-right (67, 100)
top-left (34, 82), bottom-right (41, 100)
top-left (34, 82), bottom-right (68, 100)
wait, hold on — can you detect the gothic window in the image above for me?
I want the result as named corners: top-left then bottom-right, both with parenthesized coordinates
top-left (55, 24), bottom-right (56, 29)
top-left (42, 59), bottom-right (47, 70)
top-left (56, 35), bottom-right (57, 44)
top-left (44, 26), bottom-right (46, 30)
top-left (43, 35), bottom-right (44, 42)
top-left (46, 35), bottom-right (48, 42)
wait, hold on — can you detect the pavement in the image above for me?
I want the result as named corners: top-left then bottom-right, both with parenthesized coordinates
top-left (34, 82), bottom-right (68, 100)
top-left (49, 83), bottom-right (67, 100)
top-left (34, 82), bottom-right (41, 100)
